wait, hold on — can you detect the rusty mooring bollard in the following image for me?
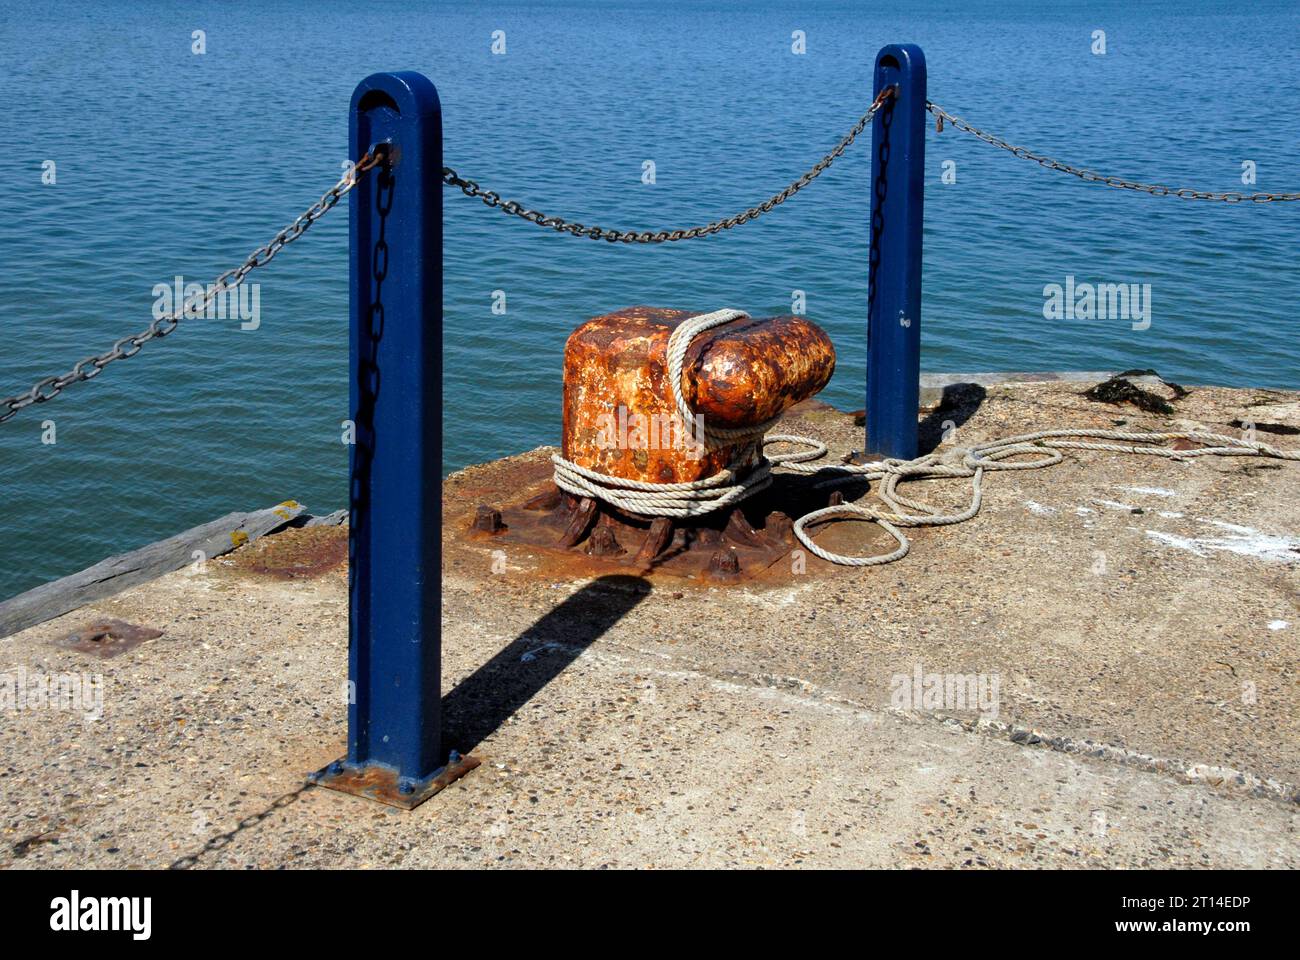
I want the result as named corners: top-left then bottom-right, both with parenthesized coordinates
top-left (562, 306), bottom-right (835, 484)
top-left (480, 306), bottom-right (837, 582)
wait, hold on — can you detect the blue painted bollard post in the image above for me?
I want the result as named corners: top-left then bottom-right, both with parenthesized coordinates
top-left (866, 43), bottom-right (927, 460)
top-left (311, 72), bottom-right (478, 809)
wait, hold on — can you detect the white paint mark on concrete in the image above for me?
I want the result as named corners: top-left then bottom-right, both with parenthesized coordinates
top-left (1144, 531), bottom-right (1208, 557)
top-left (1075, 507), bottom-right (1094, 516)
top-left (1158, 511), bottom-right (1184, 519)
top-left (1122, 486), bottom-right (1177, 498)
top-left (1024, 500), bottom-right (1057, 516)
top-left (1201, 519), bottom-right (1257, 535)
top-left (1145, 526), bottom-right (1300, 565)
top-left (1267, 620), bottom-right (1289, 631)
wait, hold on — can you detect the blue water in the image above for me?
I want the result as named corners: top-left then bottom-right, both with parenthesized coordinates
top-left (1, 0), bottom-right (1297, 598)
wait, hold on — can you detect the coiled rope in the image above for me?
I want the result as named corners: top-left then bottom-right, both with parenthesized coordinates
top-left (550, 309), bottom-right (1300, 567)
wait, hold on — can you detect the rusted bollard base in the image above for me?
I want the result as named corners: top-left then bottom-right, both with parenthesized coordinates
top-left (464, 458), bottom-right (874, 584)
top-left (308, 754), bottom-right (481, 810)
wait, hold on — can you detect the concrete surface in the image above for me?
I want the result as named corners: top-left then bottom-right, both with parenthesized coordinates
top-left (2, 378), bottom-right (1297, 868)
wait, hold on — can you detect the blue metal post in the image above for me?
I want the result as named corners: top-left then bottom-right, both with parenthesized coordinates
top-left (312, 72), bottom-right (477, 808)
top-left (866, 44), bottom-right (927, 460)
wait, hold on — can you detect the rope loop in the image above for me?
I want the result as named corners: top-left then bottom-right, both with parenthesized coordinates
top-left (763, 434), bottom-right (828, 464)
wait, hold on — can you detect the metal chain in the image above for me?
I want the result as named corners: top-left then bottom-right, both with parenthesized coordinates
top-left (0, 148), bottom-right (386, 425)
top-left (927, 102), bottom-right (1300, 202)
top-left (442, 86), bottom-right (897, 243)
top-left (10, 93), bottom-right (1288, 426)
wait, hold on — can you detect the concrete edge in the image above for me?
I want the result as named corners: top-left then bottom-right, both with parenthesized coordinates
top-left (0, 503), bottom-right (346, 639)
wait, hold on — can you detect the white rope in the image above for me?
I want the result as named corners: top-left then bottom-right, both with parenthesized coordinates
top-left (552, 311), bottom-right (1300, 566)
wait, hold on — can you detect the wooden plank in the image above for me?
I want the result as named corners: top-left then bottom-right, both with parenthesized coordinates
top-left (300, 508), bottom-right (347, 527)
top-left (0, 501), bottom-right (307, 639)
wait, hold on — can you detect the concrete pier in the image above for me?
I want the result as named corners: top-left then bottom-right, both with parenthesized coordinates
top-left (2, 377), bottom-right (1297, 868)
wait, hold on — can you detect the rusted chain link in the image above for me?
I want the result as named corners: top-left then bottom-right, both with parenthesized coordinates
top-left (927, 102), bottom-right (1300, 202)
top-left (0, 148), bottom-right (386, 426)
top-left (442, 86), bottom-right (897, 242)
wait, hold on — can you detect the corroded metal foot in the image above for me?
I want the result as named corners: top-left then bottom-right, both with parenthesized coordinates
top-left (309, 753), bottom-right (481, 810)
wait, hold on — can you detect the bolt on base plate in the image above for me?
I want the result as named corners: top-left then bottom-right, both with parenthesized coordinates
top-left (308, 753), bottom-right (481, 810)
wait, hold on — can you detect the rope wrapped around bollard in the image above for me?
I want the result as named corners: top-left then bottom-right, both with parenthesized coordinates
top-left (551, 309), bottom-right (1300, 567)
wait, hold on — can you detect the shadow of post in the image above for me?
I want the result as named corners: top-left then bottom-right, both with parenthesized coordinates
top-left (918, 382), bottom-right (987, 455)
top-left (442, 574), bottom-right (652, 755)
